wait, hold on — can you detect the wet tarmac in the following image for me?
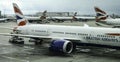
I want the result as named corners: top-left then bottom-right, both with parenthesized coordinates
top-left (0, 21), bottom-right (120, 62)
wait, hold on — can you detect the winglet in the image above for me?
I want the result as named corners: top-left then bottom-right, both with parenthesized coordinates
top-left (94, 6), bottom-right (108, 22)
top-left (13, 3), bottom-right (28, 26)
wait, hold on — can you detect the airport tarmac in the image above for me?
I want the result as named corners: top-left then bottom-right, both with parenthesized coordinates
top-left (0, 21), bottom-right (120, 62)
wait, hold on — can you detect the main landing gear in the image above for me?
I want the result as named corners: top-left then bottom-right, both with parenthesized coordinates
top-left (9, 36), bottom-right (24, 44)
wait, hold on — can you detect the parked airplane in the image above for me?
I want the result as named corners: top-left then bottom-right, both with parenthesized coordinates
top-left (75, 16), bottom-right (95, 22)
top-left (25, 10), bottom-right (49, 23)
top-left (50, 12), bottom-right (95, 22)
top-left (1, 3), bottom-right (120, 54)
top-left (74, 12), bottom-right (95, 22)
top-left (26, 10), bottom-right (47, 23)
top-left (0, 18), bottom-right (8, 22)
top-left (50, 12), bottom-right (78, 22)
top-left (94, 6), bottom-right (120, 28)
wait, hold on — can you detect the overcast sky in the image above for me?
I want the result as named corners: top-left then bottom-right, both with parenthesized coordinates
top-left (0, 0), bottom-right (120, 15)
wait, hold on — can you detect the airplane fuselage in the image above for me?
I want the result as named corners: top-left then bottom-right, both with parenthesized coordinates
top-left (96, 19), bottom-right (120, 27)
top-left (106, 19), bottom-right (120, 25)
top-left (17, 24), bottom-right (120, 47)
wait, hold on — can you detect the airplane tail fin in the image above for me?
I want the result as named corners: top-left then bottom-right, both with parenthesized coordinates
top-left (94, 6), bottom-right (108, 22)
top-left (13, 3), bottom-right (28, 26)
top-left (40, 10), bottom-right (47, 20)
top-left (72, 12), bottom-right (77, 21)
top-left (74, 12), bottom-right (77, 16)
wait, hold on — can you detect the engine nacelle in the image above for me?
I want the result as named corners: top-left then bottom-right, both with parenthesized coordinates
top-left (49, 40), bottom-right (73, 53)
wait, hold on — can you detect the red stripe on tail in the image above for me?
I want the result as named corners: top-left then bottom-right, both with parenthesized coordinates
top-left (94, 7), bottom-right (106, 14)
top-left (18, 20), bottom-right (27, 26)
top-left (13, 6), bottom-right (23, 15)
top-left (96, 16), bottom-right (108, 22)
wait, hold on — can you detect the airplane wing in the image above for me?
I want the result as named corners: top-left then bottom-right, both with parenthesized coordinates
top-left (76, 17), bottom-right (95, 20)
top-left (0, 33), bottom-right (81, 41)
top-left (0, 26), bottom-right (13, 30)
top-left (0, 18), bottom-right (7, 20)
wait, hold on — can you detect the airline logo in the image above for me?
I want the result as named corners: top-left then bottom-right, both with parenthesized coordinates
top-left (43, 10), bottom-right (47, 15)
top-left (13, 3), bottom-right (23, 15)
top-left (72, 12), bottom-right (77, 21)
top-left (40, 16), bottom-right (46, 20)
top-left (40, 10), bottom-right (47, 20)
top-left (13, 3), bottom-right (27, 26)
top-left (17, 19), bottom-right (27, 26)
top-left (72, 16), bottom-right (77, 21)
top-left (94, 7), bottom-right (108, 22)
top-left (74, 12), bottom-right (77, 16)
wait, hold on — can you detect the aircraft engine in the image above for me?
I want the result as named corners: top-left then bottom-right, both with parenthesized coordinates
top-left (49, 40), bottom-right (73, 53)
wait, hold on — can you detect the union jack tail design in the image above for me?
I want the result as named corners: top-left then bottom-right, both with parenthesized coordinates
top-left (40, 10), bottom-right (47, 20)
top-left (13, 3), bottom-right (28, 26)
top-left (74, 12), bottom-right (77, 16)
top-left (94, 6), bottom-right (108, 22)
top-left (72, 12), bottom-right (77, 21)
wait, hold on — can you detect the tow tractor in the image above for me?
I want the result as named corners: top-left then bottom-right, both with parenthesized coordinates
top-left (9, 36), bottom-right (24, 44)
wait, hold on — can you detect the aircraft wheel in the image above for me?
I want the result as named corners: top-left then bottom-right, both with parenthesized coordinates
top-left (34, 39), bottom-right (43, 45)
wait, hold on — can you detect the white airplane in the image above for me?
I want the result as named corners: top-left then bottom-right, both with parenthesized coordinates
top-left (0, 18), bottom-right (8, 22)
top-left (74, 12), bottom-right (95, 21)
top-left (94, 6), bottom-right (120, 28)
top-left (24, 10), bottom-right (48, 23)
top-left (26, 10), bottom-right (47, 20)
top-left (75, 16), bottom-right (95, 21)
top-left (50, 12), bottom-right (78, 22)
top-left (1, 3), bottom-right (120, 54)
top-left (50, 12), bottom-right (95, 22)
